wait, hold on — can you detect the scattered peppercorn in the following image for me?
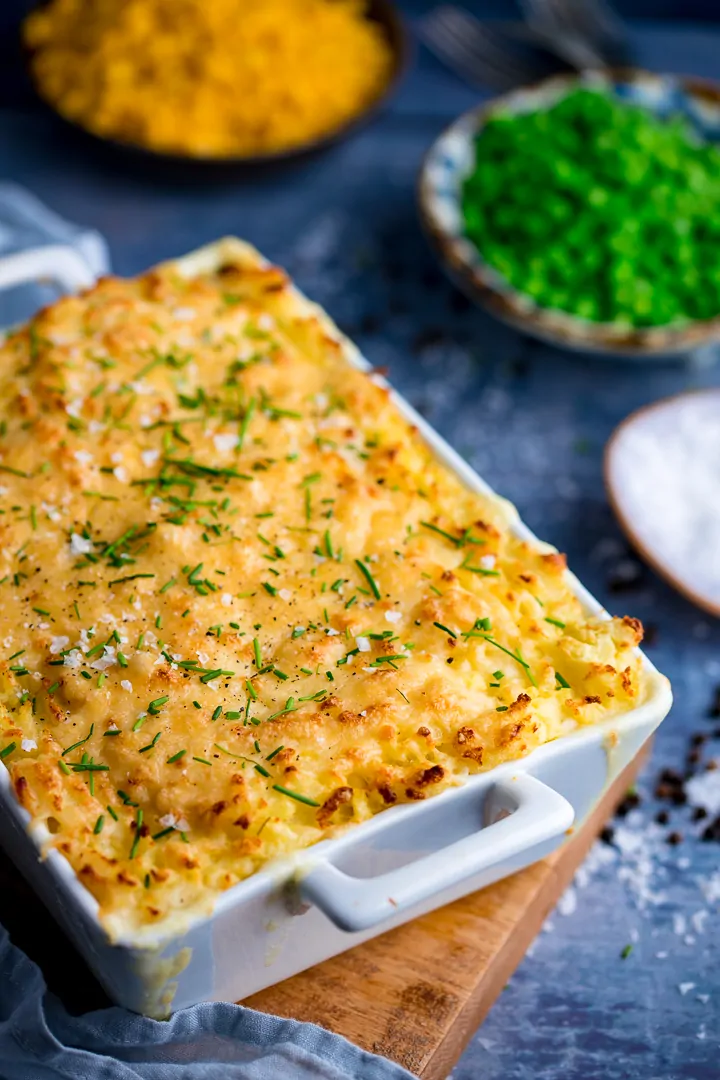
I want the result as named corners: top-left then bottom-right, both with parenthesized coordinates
top-left (462, 87), bottom-right (720, 327)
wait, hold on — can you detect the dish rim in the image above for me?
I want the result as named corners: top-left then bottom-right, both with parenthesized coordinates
top-left (417, 68), bottom-right (720, 359)
top-left (0, 236), bottom-right (672, 952)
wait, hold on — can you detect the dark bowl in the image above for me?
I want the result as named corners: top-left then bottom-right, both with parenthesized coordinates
top-left (25, 0), bottom-right (409, 179)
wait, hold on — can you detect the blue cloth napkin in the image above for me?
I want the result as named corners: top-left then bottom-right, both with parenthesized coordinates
top-left (0, 186), bottom-right (415, 1080)
top-left (0, 925), bottom-right (415, 1079)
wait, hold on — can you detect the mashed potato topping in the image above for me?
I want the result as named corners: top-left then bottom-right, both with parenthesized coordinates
top-left (0, 240), bottom-right (644, 939)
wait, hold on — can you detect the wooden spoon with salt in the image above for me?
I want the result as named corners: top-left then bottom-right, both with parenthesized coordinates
top-left (604, 388), bottom-right (720, 617)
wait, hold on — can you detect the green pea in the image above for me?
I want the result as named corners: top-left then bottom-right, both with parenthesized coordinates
top-left (460, 87), bottom-right (720, 328)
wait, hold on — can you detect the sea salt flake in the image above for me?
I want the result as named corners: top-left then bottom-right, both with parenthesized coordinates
top-left (113, 466), bottom-right (129, 483)
top-left (121, 680), bottom-right (132, 692)
top-left (686, 769), bottom-right (720, 817)
top-left (278, 589), bottom-right (292, 601)
top-left (556, 885), bottom-right (577, 916)
top-left (221, 592), bottom-right (234, 607)
top-left (356, 636), bottom-right (371, 652)
top-left (480, 553), bottom-right (497, 570)
top-left (214, 433), bottom-right (238, 453)
top-left (141, 449), bottom-right (160, 467)
top-left (74, 450), bottom-right (93, 466)
top-left (384, 610), bottom-right (402, 624)
top-left (21, 739), bottom-right (37, 752)
top-left (70, 532), bottom-right (93, 556)
top-left (49, 636), bottom-right (70, 654)
top-left (679, 982), bottom-right (696, 996)
top-left (91, 645), bottom-right (117, 671)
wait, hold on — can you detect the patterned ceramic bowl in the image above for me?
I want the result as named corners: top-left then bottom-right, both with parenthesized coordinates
top-left (418, 70), bottom-right (720, 361)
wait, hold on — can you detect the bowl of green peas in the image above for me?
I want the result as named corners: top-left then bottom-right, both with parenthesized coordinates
top-left (418, 71), bottom-right (720, 359)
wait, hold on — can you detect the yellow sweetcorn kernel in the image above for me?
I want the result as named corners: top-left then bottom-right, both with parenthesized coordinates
top-left (24, 0), bottom-right (393, 158)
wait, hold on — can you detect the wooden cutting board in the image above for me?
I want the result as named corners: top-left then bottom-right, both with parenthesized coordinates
top-left (246, 751), bottom-right (646, 1079)
top-left (0, 751), bottom-right (644, 1079)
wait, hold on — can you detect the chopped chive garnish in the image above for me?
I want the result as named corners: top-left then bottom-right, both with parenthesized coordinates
top-left (139, 732), bottom-right (162, 754)
top-left (545, 617), bottom-right (566, 629)
top-left (199, 668), bottom-right (226, 684)
top-left (192, 756), bottom-right (212, 766)
top-left (253, 637), bottom-right (262, 668)
top-left (152, 826), bottom-right (176, 841)
top-left (148, 695), bottom-right (169, 714)
top-left (420, 521), bottom-right (461, 546)
top-left (355, 558), bottom-right (381, 600)
top-left (433, 621), bottom-right (457, 639)
top-left (107, 804), bottom-right (118, 821)
top-left (555, 672), bottom-right (571, 690)
top-left (255, 763), bottom-right (271, 778)
top-left (167, 749), bottom-right (187, 763)
top-left (212, 705), bottom-right (222, 721)
top-left (0, 742), bottom-right (16, 760)
top-left (265, 745), bottom-right (284, 761)
top-left (109, 573), bottom-right (155, 587)
top-left (272, 784), bottom-right (320, 807)
top-left (62, 724), bottom-right (94, 756)
top-left (93, 815), bottom-right (104, 834)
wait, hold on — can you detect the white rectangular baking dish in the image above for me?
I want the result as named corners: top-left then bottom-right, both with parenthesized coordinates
top-left (0, 241), bottom-right (672, 1017)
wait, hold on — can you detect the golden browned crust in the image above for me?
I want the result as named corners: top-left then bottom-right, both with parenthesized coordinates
top-left (0, 240), bottom-right (645, 938)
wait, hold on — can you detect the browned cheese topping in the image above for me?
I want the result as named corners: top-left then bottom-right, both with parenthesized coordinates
top-left (0, 240), bottom-right (645, 939)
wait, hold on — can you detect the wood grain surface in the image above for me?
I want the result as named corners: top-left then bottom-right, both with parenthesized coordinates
top-left (0, 752), bottom-right (645, 1077)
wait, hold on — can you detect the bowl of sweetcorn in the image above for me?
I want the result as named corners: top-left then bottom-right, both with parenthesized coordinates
top-left (23, 0), bottom-right (408, 171)
top-left (418, 70), bottom-right (720, 360)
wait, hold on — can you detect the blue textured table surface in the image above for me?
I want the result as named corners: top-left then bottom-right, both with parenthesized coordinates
top-left (1, 18), bottom-right (719, 1080)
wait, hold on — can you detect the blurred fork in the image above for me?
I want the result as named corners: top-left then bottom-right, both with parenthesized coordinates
top-left (419, 6), bottom-right (573, 93)
top-left (520, 0), bottom-right (632, 69)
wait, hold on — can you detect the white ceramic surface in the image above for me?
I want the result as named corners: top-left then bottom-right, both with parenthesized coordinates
top-left (0, 241), bottom-right (673, 1016)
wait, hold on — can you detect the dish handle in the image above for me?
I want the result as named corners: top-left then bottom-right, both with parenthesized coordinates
top-left (299, 773), bottom-right (574, 932)
top-left (0, 245), bottom-right (96, 295)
